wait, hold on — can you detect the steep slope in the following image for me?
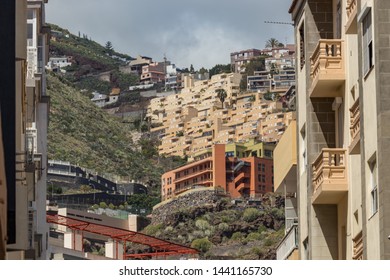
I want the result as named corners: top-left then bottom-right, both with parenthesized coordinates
top-left (48, 24), bottom-right (138, 93)
top-left (145, 193), bottom-right (285, 260)
top-left (47, 73), bottom-right (185, 192)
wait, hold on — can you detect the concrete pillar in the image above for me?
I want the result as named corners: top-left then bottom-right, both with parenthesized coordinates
top-left (64, 230), bottom-right (83, 251)
top-left (105, 239), bottom-right (124, 259)
top-left (128, 215), bottom-right (138, 232)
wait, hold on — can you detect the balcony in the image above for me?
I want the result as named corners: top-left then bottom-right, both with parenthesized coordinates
top-left (349, 98), bottom-right (360, 154)
top-left (274, 121), bottom-right (297, 193)
top-left (27, 47), bottom-right (38, 81)
top-left (345, 0), bottom-right (357, 34)
top-left (276, 224), bottom-right (298, 260)
top-left (312, 148), bottom-right (348, 204)
top-left (310, 40), bottom-right (345, 97)
top-left (236, 182), bottom-right (250, 192)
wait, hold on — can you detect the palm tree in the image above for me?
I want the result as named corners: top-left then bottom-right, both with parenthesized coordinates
top-left (216, 89), bottom-right (227, 108)
top-left (265, 38), bottom-right (283, 48)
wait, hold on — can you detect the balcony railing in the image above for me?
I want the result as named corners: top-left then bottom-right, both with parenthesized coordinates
top-left (276, 224), bottom-right (298, 260)
top-left (347, 0), bottom-right (357, 18)
top-left (349, 98), bottom-right (360, 154)
top-left (346, 0), bottom-right (357, 34)
top-left (312, 148), bottom-right (348, 204)
top-left (310, 39), bottom-right (345, 97)
top-left (27, 47), bottom-right (38, 80)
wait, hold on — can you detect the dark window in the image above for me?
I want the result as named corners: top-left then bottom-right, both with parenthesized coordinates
top-left (362, 10), bottom-right (373, 76)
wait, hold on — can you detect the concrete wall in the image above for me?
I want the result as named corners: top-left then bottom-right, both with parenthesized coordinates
top-left (374, 0), bottom-right (390, 260)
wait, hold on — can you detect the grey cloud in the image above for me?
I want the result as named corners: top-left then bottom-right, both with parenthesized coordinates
top-left (46, 0), bottom-right (293, 69)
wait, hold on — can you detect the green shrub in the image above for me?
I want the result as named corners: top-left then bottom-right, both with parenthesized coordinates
top-left (243, 208), bottom-right (261, 222)
top-left (263, 237), bottom-right (274, 247)
top-left (191, 237), bottom-right (212, 253)
top-left (164, 226), bottom-right (174, 233)
top-left (144, 223), bottom-right (163, 236)
top-left (99, 202), bottom-right (108, 209)
top-left (270, 207), bottom-right (284, 219)
top-left (246, 232), bottom-right (262, 241)
top-left (218, 222), bottom-right (229, 232)
top-left (195, 219), bottom-right (210, 231)
top-left (257, 225), bottom-right (267, 234)
top-left (231, 232), bottom-right (243, 241)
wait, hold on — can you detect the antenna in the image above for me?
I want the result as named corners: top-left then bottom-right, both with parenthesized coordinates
top-left (264, 21), bottom-right (294, 26)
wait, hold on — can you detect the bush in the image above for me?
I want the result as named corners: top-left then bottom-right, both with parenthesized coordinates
top-left (218, 222), bottom-right (229, 232)
top-left (231, 232), bottom-right (243, 241)
top-left (257, 225), bottom-right (267, 234)
top-left (270, 207), bottom-right (284, 220)
top-left (144, 223), bottom-right (163, 236)
top-left (99, 202), bottom-right (108, 209)
top-left (164, 226), bottom-right (174, 233)
top-left (195, 219), bottom-right (210, 231)
top-left (246, 232), bottom-right (262, 241)
top-left (191, 237), bottom-right (212, 253)
top-left (243, 208), bottom-right (261, 222)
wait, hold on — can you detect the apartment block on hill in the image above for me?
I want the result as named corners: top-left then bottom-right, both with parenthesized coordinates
top-left (161, 144), bottom-right (274, 201)
top-left (274, 0), bottom-right (390, 260)
top-left (230, 48), bottom-right (262, 73)
top-left (148, 72), bottom-right (296, 158)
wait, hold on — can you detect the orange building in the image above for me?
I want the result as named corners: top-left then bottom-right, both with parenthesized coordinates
top-left (161, 144), bottom-right (273, 201)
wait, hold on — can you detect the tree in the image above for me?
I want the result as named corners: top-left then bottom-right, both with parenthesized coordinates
top-left (190, 64), bottom-right (195, 73)
top-left (105, 41), bottom-right (114, 55)
top-left (216, 88), bottom-right (227, 108)
top-left (265, 38), bottom-right (284, 48)
top-left (209, 64), bottom-right (232, 77)
top-left (239, 56), bottom-right (266, 91)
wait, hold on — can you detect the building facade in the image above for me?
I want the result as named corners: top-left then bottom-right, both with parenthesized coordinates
top-left (0, 0), bottom-right (50, 260)
top-left (230, 49), bottom-right (262, 73)
top-left (287, 0), bottom-right (390, 259)
top-left (161, 144), bottom-right (274, 201)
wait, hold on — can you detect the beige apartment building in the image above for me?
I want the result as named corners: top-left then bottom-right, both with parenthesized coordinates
top-left (0, 0), bottom-right (50, 260)
top-left (274, 0), bottom-right (390, 260)
top-left (148, 72), bottom-right (295, 158)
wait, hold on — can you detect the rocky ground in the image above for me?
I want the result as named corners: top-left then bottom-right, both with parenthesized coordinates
top-left (144, 191), bottom-right (285, 260)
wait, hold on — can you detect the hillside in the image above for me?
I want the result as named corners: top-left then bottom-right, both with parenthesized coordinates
top-left (47, 73), bottom-right (185, 193)
top-left (146, 192), bottom-right (285, 260)
top-left (48, 24), bottom-right (138, 94)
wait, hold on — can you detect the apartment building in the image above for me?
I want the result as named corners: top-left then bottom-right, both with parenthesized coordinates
top-left (161, 144), bottom-right (274, 201)
top-left (247, 69), bottom-right (296, 93)
top-left (0, 0), bottom-right (50, 260)
top-left (274, 121), bottom-right (299, 260)
top-left (230, 48), bottom-right (262, 73)
top-left (140, 62), bottom-right (166, 84)
top-left (286, 0), bottom-right (390, 260)
top-left (149, 71), bottom-right (297, 158)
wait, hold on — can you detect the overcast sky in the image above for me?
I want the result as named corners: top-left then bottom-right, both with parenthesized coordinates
top-left (46, 0), bottom-right (294, 70)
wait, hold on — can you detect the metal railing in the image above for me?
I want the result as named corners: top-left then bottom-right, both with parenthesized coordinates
top-left (276, 224), bottom-right (298, 260)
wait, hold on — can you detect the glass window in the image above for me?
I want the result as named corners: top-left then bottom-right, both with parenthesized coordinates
top-left (362, 10), bottom-right (373, 76)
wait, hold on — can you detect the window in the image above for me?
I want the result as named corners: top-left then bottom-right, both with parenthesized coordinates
top-left (362, 9), bottom-right (373, 76)
top-left (265, 150), bottom-right (273, 158)
top-left (370, 158), bottom-right (378, 215)
top-left (299, 23), bottom-right (305, 69)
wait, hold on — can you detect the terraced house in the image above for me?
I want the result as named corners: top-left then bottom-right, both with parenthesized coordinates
top-left (274, 0), bottom-right (390, 260)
